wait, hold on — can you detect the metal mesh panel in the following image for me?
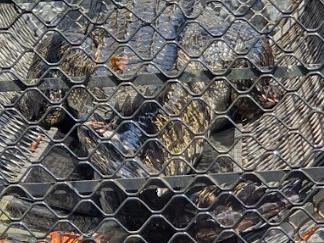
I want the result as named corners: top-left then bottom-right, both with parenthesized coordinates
top-left (0, 0), bottom-right (323, 242)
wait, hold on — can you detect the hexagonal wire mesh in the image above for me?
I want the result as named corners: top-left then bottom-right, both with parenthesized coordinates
top-left (0, 0), bottom-right (323, 242)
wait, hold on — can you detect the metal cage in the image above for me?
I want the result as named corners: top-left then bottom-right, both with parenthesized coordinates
top-left (0, 0), bottom-right (323, 242)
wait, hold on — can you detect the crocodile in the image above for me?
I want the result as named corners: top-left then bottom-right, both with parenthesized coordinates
top-left (0, 195), bottom-right (101, 240)
top-left (176, 1), bottom-right (282, 129)
top-left (237, 0), bottom-right (324, 171)
top-left (73, 0), bottom-right (285, 182)
top-left (0, 1), bottom-right (45, 82)
top-left (3, 0), bottom-right (285, 181)
top-left (75, 2), bottom-right (285, 224)
top-left (16, 28), bottom-right (108, 127)
top-left (0, 1), bottom-right (103, 123)
top-left (186, 176), bottom-right (313, 243)
top-left (0, 1), bottom-right (320, 241)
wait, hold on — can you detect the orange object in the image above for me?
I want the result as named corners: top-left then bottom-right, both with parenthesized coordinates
top-left (300, 224), bottom-right (318, 241)
top-left (29, 135), bottom-right (44, 153)
top-left (37, 231), bottom-right (105, 243)
top-left (110, 55), bottom-right (128, 71)
top-left (40, 231), bottom-right (81, 243)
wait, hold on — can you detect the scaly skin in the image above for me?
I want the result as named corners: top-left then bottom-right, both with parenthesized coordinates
top-left (76, 0), bottom-right (211, 177)
top-left (78, 82), bottom-right (211, 177)
top-left (186, 177), bottom-right (312, 242)
top-left (0, 2), bottom-right (43, 82)
top-left (0, 195), bottom-right (101, 237)
top-left (177, 2), bottom-right (281, 127)
top-left (0, 1), bottom-right (102, 125)
top-left (17, 29), bottom-right (108, 127)
top-left (13, 1), bottom-right (283, 178)
top-left (77, 1), bottom-right (282, 177)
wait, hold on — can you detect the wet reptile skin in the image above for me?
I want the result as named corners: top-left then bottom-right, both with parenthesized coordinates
top-left (17, 0), bottom-right (281, 178)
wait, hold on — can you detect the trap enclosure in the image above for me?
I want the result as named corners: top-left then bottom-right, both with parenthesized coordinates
top-left (0, 0), bottom-right (323, 242)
